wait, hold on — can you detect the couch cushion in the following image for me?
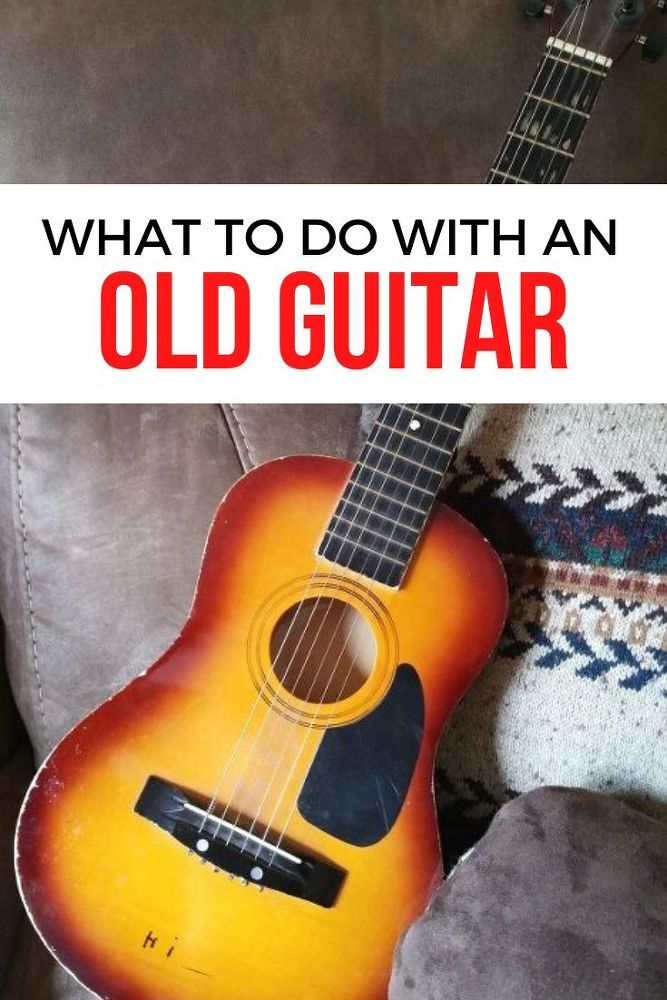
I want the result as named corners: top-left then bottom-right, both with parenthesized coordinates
top-left (390, 786), bottom-right (667, 1000)
top-left (222, 403), bottom-right (365, 470)
top-left (0, 404), bottom-right (363, 760)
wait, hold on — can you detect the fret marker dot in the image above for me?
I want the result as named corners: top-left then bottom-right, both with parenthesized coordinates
top-left (196, 838), bottom-right (210, 853)
top-left (250, 866), bottom-right (264, 881)
top-left (409, 419), bottom-right (421, 431)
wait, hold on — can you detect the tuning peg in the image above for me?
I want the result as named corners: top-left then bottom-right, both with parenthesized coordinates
top-left (523, 0), bottom-right (554, 18)
top-left (638, 28), bottom-right (667, 61)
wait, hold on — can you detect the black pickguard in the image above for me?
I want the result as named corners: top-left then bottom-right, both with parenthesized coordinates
top-left (297, 665), bottom-right (424, 847)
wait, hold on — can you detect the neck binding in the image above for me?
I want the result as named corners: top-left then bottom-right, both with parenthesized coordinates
top-left (487, 36), bottom-right (611, 184)
top-left (318, 404), bottom-right (470, 588)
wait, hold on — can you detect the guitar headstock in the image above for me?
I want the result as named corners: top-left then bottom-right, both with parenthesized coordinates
top-left (527, 0), bottom-right (667, 64)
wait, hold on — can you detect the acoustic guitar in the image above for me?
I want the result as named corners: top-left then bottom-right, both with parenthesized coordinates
top-left (16, 404), bottom-right (507, 999)
top-left (487, 0), bottom-right (665, 183)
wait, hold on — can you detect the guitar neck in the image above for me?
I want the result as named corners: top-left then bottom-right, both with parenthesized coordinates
top-left (487, 36), bottom-right (611, 184)
top-left (318, 404), bottom-right (470, 588)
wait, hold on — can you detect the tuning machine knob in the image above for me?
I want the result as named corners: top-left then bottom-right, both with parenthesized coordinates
top-left (637, 28), bottom-right (667, 61)
top-left (523, 0), bottom-right (554, 18)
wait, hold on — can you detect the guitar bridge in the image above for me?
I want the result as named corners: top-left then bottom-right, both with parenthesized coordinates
top-left (134, 776), bottom-right (345, 908)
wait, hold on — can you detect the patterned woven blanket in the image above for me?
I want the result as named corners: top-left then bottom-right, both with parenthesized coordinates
top-left (434, 404), bottom-right (666, 864)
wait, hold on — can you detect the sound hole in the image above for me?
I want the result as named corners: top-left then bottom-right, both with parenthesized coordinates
top-left (270, 598), bottom-right (376, 704)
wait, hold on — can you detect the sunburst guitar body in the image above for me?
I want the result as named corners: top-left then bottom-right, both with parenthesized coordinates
top-left (16, 405), bottom-right (507, 1000)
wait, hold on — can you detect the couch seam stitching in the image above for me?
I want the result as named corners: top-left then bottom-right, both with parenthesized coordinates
top-left (15, 404), bottom-right (47, 740)
top-left (227, 403), bottom-right (257, 468)
top-left (216, 405), bottom-right (246, 475)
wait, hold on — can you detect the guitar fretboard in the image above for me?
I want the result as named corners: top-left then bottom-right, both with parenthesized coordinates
top-left (487, 37), bottom-right (611, 184)
top-left (318, 404), bottom-right (470, 588)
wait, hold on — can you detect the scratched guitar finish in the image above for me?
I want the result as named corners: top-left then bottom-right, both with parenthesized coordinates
top-left (16, 404), bottom-right (507, 999)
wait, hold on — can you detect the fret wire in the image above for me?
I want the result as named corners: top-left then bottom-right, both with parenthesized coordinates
top-left (362, 441), bottom-right (443, 476)
top-left (336, 554), bottom-right (403, 588)
top-left (375, 424), bottom-right (452, 456)
top-left (379, 405), bottom-right (461, 479)
top-left (336, 496), bottom-right (423, 533)
top-left (526, 91), bottom-right (590, 119)
top-left (486, 4), bottom-right (581, 184)
top-left (319, 401), bottom-right (410, 579)
top-left (366, 405), bottom-right (448, 583)
top-left (530, 41), bottom-right (607, 185)
top-left (500, 63), bottom-right (596, 178)
top-left (490, 81), bottom-right (597, 183)
top-left (532, 18), bottom-right (612, 187)
top-left (400, 404), bottom-right (465, 433)
top-left (331, 512), bottom-right (414, 550)
top-left (495, 129), bottom-right (578, 184)
top-left (535, 59), bottom-right (602, 110)
top-left (488, 167), bottom-right (529, 184)
top-left (320, 401), bottom-right (468, 585)
top-left (450, 404), bottom-right (470, 451)
top-left (544, 52), bottom-right (607, 78)
top-left (352, 465), bottom-right (438, 496)
top-left (507, 130), bottom-right (575, 158)
top-left (382, 406), bottom-right (463, 453)
top-left (363, 410), bottom-right (458, 457)
top-left (405, 401), bottom-right (466, 421)
top-left (343, 482), bottom-right (430, 516)
top-left (517, 95), bottom-right (590, 157)
top-left (322, 531), bottom-right (405, 567)
top-left (362, 404), bottom-right (461, 486)
top-left (376, 420), bottom-right (453, 454)
top-left (488, 1), bottom-right (608, 187)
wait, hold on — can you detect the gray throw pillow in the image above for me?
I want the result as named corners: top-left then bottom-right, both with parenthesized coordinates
top-left (391, 786), bottom-right (667, 1000)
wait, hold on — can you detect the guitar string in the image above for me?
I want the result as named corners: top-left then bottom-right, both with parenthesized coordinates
top-left (197, 404), bottom-right (410, 840)
top-left (218, 404), bottom-right (431, 850)
top-left (251, 7), bottom-right (615, 856)
top-left (258, 406), bottom-right (464, 864)
top-left (530, 17), bottom-right (615, 183)
top-left (197, 405), bottom-right (404, 837)
top-left (496, 1), bottom-right (598, 185)
top-left (194, 408), bottom-right (396, 835)
top-left (497, 1), bottom-right (588, 183)
top-left (202, 8), bottom-right (616, 866)
top-left (246, 407), bottom-right (460, 864)
top-left (197, 4), bottom-right (581, 845)
top-left (197, 13), bottom-right (588, 837)
top-left (486, 3), bottom-right (581, 182)
top-left (262, 406), bottom-right (468, 864)
top-left (195, 7), bottom-right (591, 854)
top-left (517, 1), bottom-right (616, 185)
top-left (254, 14), bottom-right (621, 857)
top-left (232, 405), bottom-right (446, 854)
top-left (231, 403), bottom-right (446, 862)
top-left (502, 0), bottom-right (595, 183)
